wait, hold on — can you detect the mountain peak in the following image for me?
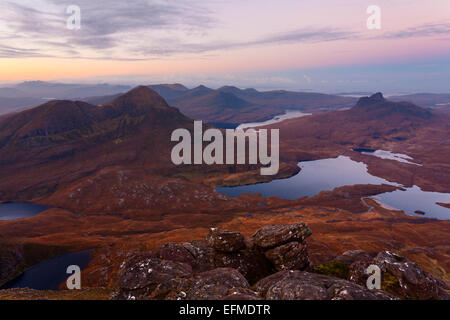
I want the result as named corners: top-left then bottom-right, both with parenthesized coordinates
top-left (356, 92), bottom-right (386, 107)
top-left (192, 85), bottom-right (212, 92)
top-left (370, 92), bottom-right (384, 100)
top-left (125, 85), bottom-right (162, 98)
top-left (353, 92), bottom-right (432, 119)
top-left (108, 86), bottom-right (170, 115)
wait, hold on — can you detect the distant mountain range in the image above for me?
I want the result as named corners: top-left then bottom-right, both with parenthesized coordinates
top-left (83, 84), bottom-right (359, 125)
top-left (163, 85), bottom-right (360, 125)
top-left (1, 81), bottom-right (449, 125)
top-left (0, 81), bottom-right (132, 115)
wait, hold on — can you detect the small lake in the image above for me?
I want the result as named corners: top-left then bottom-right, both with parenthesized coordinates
top-left (0, 250), bottom-right (92, 290)
top-left (376, 186), bottom-right (450, 220)
top-left (218, 156), bottom-right (400, 199)
top-left (0, 202), bottom-right (50, 221)
top-left (236, 110), bottom-right (311, 130)
top-left (217, 156), bottom-right (450, 220)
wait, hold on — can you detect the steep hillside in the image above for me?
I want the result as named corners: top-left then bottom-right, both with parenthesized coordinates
top-left (0, 86), bottom-right (192, 200)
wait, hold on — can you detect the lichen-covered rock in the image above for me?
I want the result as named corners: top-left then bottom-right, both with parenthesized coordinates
top-left (373, 251), bottom-right (444, 300)
top-left (264, 241), bottom-right (309, 271)
top-left (348, 250), bottom-right (449, 300)
top-left (186, 268), bottom-right (249, 300)
top-left (182, 241), bottom-right (216, 273)
top-left (256, 270), bottom-right (397, 300)
top-left (347, 257), bottom-right (374, 285)
top-left (206, 228), bottom-right (245, 253)
top-left (251, 223), bottom-right (312, 249)
top-left (254, 270), bottom-right (294, 296)
top-left (114, 255), bottom-right (192, 300)
top-left (152, 243), bottom-right (197, 267)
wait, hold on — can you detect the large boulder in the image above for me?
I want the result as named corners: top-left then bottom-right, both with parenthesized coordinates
top-left (206, 228), bottom-right (245, 253)
top-left (152, 243), bottom-right (197, 267)
top-left (182, 241), bottom-right (216, 273)
top-left (347, 250), bottom-right (449, 300)
top-left (251, 223), bottom-right (312, 249)
top-left (264, 241), bottom-right (309, 271)
top-left (253, 270), bottom-right (294, 296)
top-left (255, 270), bottom-right (397, 300)
top-left (111, 222), bottom-right (450, 301)
top-left (113, 254), bottom-right (193, 300)
top-left (373, 251), bottom-right (438, 299)
top-left (186, 268), bottom-right (250, 300)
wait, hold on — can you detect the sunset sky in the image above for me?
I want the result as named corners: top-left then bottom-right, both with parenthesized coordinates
top-left (1, 0), bottom-right (449, 92)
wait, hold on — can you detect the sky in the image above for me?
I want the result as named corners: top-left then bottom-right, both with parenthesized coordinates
top-left (0, 0), bottom-right (449, 93)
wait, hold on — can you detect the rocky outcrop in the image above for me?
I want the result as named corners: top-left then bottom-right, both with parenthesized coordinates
top-left (152, 243), bottom-right (198, 268)
top-left (206, 228), bottom-right (245, 253)
top-left (251, 223), bottom-right (312, 249)
top-left (112, 223), bottom-right (312, 299)
top-left (252, 223), bottom-right (312, 272)
top-left (111, 223), bottom-right (447, 300)
top-left (264, 241), bottom-right (309, 271)
top-left (346, 251), bottom-right (449, 300)
top-left (112, 254), bottom-right (193, 300)
top-left (255, 270), bottom-right (396, 300)
top-left (313, 250), bottom-right (449, 300)
top-left (186, 268), bottom-right (249, 300)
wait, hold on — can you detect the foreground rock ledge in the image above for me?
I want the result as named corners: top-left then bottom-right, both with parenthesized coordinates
top-left (111, 223), bottom-right (448, 300)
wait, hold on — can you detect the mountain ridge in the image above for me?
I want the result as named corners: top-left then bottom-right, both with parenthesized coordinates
top-left (353, 92), bottom-right (433, 120)
top-left (0, 86), bottom-right (192, 188)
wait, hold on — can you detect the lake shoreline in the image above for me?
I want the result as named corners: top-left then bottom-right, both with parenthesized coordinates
top-left (217, 156), bottom-right (450, 220)
top-left (0, 202), bottom-right (51, 221)
top-left (0, 249), bottom-right (94, 291)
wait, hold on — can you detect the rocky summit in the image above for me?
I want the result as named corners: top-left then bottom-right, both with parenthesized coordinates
top-left (111, 223), bottom-right (449, 300)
